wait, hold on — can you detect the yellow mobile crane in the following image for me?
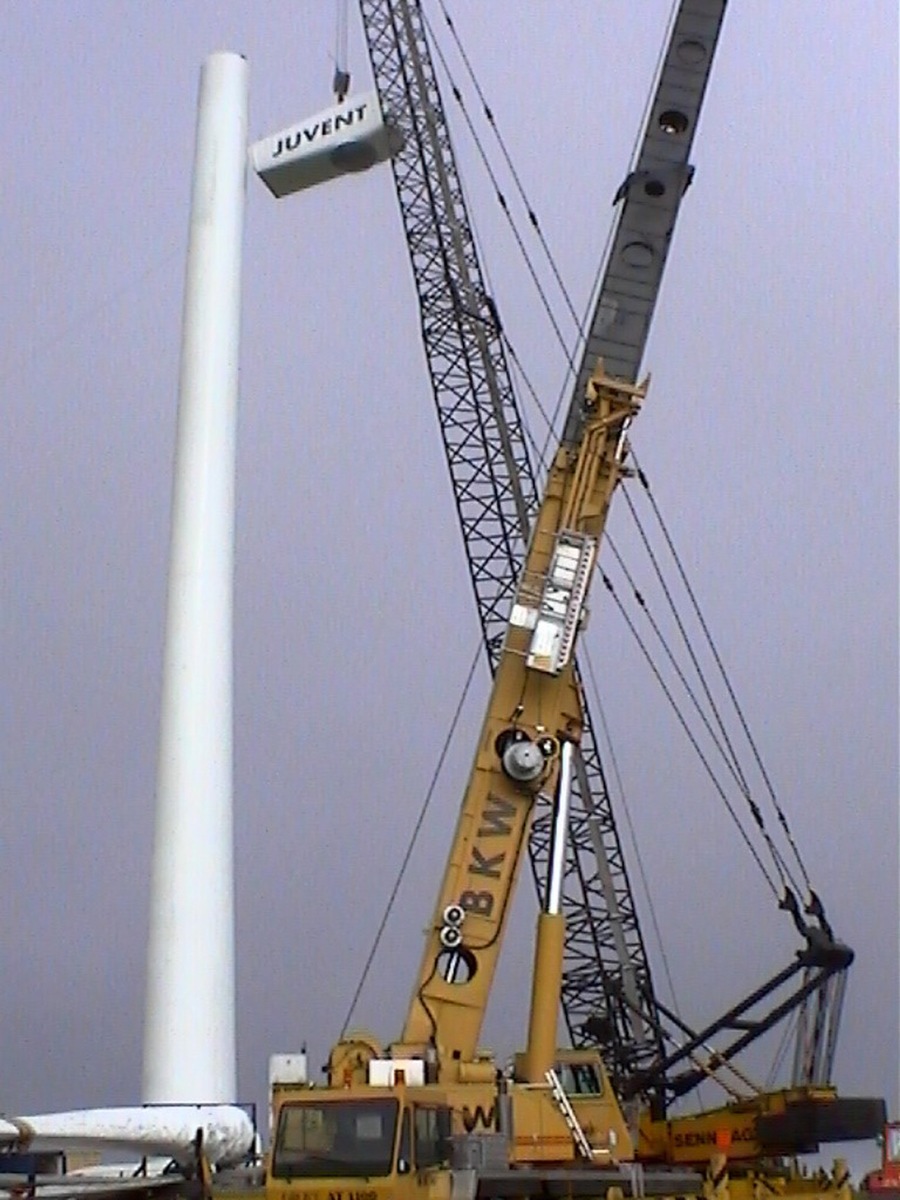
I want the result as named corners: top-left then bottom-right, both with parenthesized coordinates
top-left (252, 7), bottom-right (887, 1200)
top-left (265, 363), bottom-right (679, 1199)
top-left (352, 0), bottom-right (886, 1190)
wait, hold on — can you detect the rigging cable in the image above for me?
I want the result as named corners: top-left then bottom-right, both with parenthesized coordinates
top-left (420, 0), bottom-right (785, 980)
top-left (486, 339), bottom-right (803, 927)
top-left (596, 567), bottom-right (781, 898)
top-left (567, 0), bottom-right (680, 402)
top-left (432, 0), bottom-right (679, 335)
top-left (340, 638), bottom-right (484, 1036)
top-left (605, 531), bottom-right (759, 802)
top-left (629, 451), bottom-right (813, 894)
top-left (432, 0), bottom-right (584, 336)
top-left (458, 200), bottom-right (559, 497)
top-left (421, 1), bottom-right (657, 484)
top-left (333, 0), bottom-right (351, 100)
top-left (619, 480), bottom-right (752, 798)
top-left (419, 2), bottom-right (823, 1012)
top-left (611, 477), bottom-right (802, 898)
top-left (582, 642), bottom-right (682, 1020)
top-left (766, 1007), bottom-right (800, 1089)
top-left (419, 35), bottom-right (591, 473)
top-left (432, 105), bottom-right (570, 507)
top-left (420, 9), bottom-right (580, 386)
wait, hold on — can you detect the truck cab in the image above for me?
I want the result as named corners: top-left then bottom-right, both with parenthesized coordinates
top-left (268, 1090), bottom-right (453, 1200)
top-left (862, 1123), bottom-right (900, 1197)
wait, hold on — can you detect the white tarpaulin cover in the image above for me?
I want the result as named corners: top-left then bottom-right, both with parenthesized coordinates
top-left (0, 1105), bottom-right (255, 1167)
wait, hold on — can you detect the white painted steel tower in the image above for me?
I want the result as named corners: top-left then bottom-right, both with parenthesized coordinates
top-left (143, 52), bottom-right (248, 1105)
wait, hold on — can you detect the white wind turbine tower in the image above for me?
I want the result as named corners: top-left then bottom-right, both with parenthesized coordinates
top-left (0, 46), bottom-right (402, 1175)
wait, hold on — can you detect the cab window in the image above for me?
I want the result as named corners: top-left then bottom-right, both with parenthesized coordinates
top-left (556, 1062), bottom-right (603, 1095)
top-left (397, 1110), bottom-right (412, 1174)
top-left (272, 1099), bottom-right (399, 1179)
top-left (414, 1106), bottom-right (450, 1168)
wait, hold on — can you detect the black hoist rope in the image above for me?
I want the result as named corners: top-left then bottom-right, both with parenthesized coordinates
top-left (420, 1), bottom-right (621, 475)
top-left (431, 0), bottom-right (584, 334)
top-left (333, 0), bottom-right (351, 100)
top-left (340, 639), bottom-right (483, 1037)
top-left (420, 10), bottom-right (579, 380)
top-left (416, 3), bottom-right (821, 933)
top-left (605, 511), bottom-right (801, 901)
top-left (613, 476), bottom-right (803, 899)
top-left (581, 640), bottom-right (683, 1018)
top-left (597, 567), bottom-right (781, 898)
top-left (629, 451), bottom-right (814, 896)
top-left (605, 531), bottom-right (762, 803)
top-left (766, 1007), bottom-right (800, 1087)
top-left (618, 482), bottom-right (753, 799)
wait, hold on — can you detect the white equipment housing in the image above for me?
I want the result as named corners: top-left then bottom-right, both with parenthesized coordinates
top-left (268, 1054), bottom-right (309, 1139)
top-left (368, 1058), bottom-right (425, 1087)
top-left (250, 91), bottom-right (403, 197)
top-left (269, 1053), bottom-right (309, 1088)
top-left (510, 532), bottom-right (598, 675)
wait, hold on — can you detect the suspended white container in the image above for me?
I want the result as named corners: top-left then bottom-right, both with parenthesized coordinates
top-left (250, 90), bottom-right (403, 197)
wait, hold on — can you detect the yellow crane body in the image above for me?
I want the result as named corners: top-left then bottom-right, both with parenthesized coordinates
top-left (266, 1052), bottom-right (648, 1199)
top-left (258, 365), bottom-right (657, 1199)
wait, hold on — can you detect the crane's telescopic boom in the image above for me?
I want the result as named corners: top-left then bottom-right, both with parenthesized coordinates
top-left (564, 1), bottom-right (727, 431)
top-left (397, 361), bottom-right (646, 1075)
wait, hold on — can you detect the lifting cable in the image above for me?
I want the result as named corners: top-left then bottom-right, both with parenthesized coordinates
top-left (419, 7), bottom-right (581, 387)
top-left (582, 642), bottom-right (682, 1019)
top-left (604, 505), bottom-right (800, 899)
top-left (629, 0), bottom-right (681, 174)
top-left (417, 2), bottom-right (604, 472)
top-left (605, 530), bottom-right (758, 805)
top-left (504, 329), bottom-right (816, 909)
top-left (418, 12), bottom-right (779, 957)
top-left (766, 1007), bottom-right (800, 1089)
top-left (628, 451), bottom-right (813, 895)
top-left (428, 0), bottom-right (685, 473)
top-left (340, 638), bottom-right (484, 1037)
top-left (503, 336), bottom-right (562, 464)
top-left (333, 0), bottom-right (351, 100)
top-left (595, 565), bottom-right (782, 898)
top-left (430, 0), bottom-right (584, 338)
top-left (556, 0), bottom-right (680, 428)
top-left (617, 486), bottom-right (752, 799)
top-left (452, 203), bottom-right (570, 501)
top-left (496, 347), bottom-right (801, 920)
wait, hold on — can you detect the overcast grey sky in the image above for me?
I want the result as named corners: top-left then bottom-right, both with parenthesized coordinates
top-left (0, 0), bottom-right (896, 1175)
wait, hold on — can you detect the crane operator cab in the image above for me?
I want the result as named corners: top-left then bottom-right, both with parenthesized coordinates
top-left (269, 1090), bottom-right (453, 1200)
